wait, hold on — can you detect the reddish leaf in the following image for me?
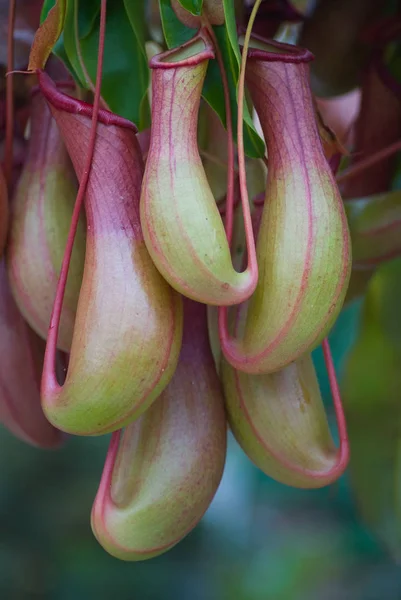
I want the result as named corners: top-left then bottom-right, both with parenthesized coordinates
top-left (28, 0), bottom-right (66, 70)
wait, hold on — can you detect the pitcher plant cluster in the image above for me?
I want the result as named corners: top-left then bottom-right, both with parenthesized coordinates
top-left (0, 0), bottom-right (400, 560)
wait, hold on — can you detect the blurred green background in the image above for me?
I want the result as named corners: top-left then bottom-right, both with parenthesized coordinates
top-left (2, 299), bottom-right (401, 600)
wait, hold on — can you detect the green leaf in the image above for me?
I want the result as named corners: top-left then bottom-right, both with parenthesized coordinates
top-left (74, 0), bottom-right (100, 39)
top-left (62, 1), bottom-right (98, 87)
top-left (40, 0), bottom-right (81, 75)
top-left (159, 0), bottom-right (197, 46)
top-left (43, 0), bottom-right (150, 130)
top-left (203, 25), bottom-right (265, 159)
top-left (222, 0), bottom-right (238, 53)
top-left (177, 0), bottom-right (204, 16)
top-left (122, 0), bottom-right (150, 127)
top-left (159, 0), bottom-right (265, 157)
top-left (221, 0), bottom-right (265, 158)
top-left (41, 0), bottom-right (57, 19)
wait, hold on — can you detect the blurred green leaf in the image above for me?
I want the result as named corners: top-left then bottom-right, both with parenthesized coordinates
top-left (342, 318), bottom-right (401, 418)
top-left (369, 258), bottom-right (401, 354)
top-left (347, 420), bottom-right (401, 561)
top-left (177, 0), bottom-right (204, 16)
top-left (341, 257), bottom-right (401, 558)
top-left (340, 261), bottom-right (401, 421)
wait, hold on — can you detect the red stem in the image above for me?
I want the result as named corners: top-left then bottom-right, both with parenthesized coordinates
top-left (43, 0), bottom-right (108, 392)
top-left (4, 0), bottom-right (16, 188)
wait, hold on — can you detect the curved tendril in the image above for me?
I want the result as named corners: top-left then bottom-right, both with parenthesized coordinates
top-left (218, 0), bottom-right (261, 359)
top-left (43, 0), bottom-right (108, 393)
top-left (5, 0), bottom-right (16, 188)
top-left (337, 138), bottom-right (401, 184)
top-left (322, 338), bottom-right (349, 472)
